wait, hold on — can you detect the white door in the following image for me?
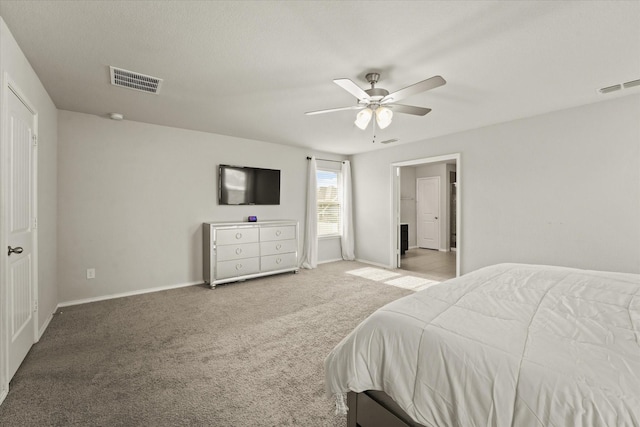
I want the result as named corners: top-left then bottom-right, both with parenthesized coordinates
top-left (5, 87), bottom-right (37, 380)
top-left (416, 177), bottom-right (440, 250)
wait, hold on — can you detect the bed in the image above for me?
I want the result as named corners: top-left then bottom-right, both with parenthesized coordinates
top-left (325, 263), bottom-right (640, 427)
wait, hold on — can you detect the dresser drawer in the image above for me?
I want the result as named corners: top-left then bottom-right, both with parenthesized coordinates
top-left (217, 243), bottom-right (260, 262)
top-left (260, 225), bottom-right (296, 242)
top-left (216, 227), bottom-right (259, 245)
top-left (261, 252), bottom-right (297, 271)
top-left (216, 257), bottom-right (260, 280)
top-left (260, 239), bottom-right (297, 256)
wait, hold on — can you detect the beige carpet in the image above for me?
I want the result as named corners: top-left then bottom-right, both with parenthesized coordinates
top-left (0, 261), bottom-right (413, 426)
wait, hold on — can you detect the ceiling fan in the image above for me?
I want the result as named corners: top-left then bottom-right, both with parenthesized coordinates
top-left (305, 72), bottom-right (446, 130)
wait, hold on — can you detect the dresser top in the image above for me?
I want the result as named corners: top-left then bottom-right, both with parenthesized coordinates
top-left (204, 220), bottom-right (297, 227)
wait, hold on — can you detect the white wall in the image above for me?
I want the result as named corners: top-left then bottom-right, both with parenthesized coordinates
top-left (57, 110), bottom-right (344, 303)
top-left (352, 94), bottom-right (640, 274)
top-left (0, 17), bottom-right (58, 399)
top-left (318, 237), bottom-right (343, 264)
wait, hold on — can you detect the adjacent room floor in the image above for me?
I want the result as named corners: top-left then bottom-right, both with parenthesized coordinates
top-left (399, 248), bottom-right (456, 281)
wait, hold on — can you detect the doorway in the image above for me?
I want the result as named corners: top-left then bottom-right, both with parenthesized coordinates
top-left (390, 154), bottom-right (461, 279)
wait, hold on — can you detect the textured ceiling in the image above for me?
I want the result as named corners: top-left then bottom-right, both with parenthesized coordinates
top-left (1, 1), bottom-right (639, 155)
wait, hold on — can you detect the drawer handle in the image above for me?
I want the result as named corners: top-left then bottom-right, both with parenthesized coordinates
top-left (276, 258), bottom-right (282, 264)
top-left (235, 233), bottom-right (242, 239)
top-left (235, 263), bottom-right (242, 270)
top-left (276, 244), bottom-right (282, 250)
top-left (235, 248), bottom-right (242, 255)
top-left (275, 230), bottom-right (281, 236)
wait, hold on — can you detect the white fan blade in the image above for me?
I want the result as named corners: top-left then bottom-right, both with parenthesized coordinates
top-left (381, 75), bottom-right (446, 103)
top-left (333, 78), bottom-right (371, 101)
top-left (305, 105), bottom-right (366, 115)
top-left (387, 104), bottom-right (432, 116)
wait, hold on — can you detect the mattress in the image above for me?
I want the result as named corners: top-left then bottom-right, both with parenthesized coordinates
top-left (325, 263), bottom-right (640, 426)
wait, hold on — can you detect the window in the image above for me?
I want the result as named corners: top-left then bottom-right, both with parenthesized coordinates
top-left (317, 169), bottom-right (341, 236)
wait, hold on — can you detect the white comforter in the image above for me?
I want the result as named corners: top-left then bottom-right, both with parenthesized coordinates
top-left (325, 263), bottom-right (640, 427)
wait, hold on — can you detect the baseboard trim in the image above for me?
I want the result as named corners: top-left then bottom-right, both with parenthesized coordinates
top-left (57, 281), bottom-right (202, 308)
top-left (318, 258), bottom-right (344, 265)
top-left (37, 312), bottom-right (54, 341)
top-left (355, 258), bottom-right (393, 269)
top-left (451, 247), bottom-right (457, 252)
top-left (0, 386), bottom-right (7, 406)
top-left (439, 249), bottom-right (450, 252)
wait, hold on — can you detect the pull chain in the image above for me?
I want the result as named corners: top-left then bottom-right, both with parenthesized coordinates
top-left (371, 115), bottom-right (376, 143)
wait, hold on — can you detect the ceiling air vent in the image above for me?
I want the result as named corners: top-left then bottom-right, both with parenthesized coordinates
top-left (109, 66), bottom-right (162, 94)
top-left (599, 78), bottom-right (640, 95)
top-left (623, 78), bottom-right (640, 89)
top-left (380, 138), bottom-right (399, 144)
top-left (599, 84), bottom-right (621, 94)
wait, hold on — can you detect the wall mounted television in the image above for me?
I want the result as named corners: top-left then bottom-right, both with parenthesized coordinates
top-left (218, 164), bottom-right (281, 205)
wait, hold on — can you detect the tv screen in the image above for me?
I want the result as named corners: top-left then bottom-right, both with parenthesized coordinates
top-left (218, 165), bottom-right (281, 205)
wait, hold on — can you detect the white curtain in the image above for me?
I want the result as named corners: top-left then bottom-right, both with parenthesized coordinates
top-left (301, 157), bottom-right (318, 269)
top-left (341, 160), bottom-right (355, 260)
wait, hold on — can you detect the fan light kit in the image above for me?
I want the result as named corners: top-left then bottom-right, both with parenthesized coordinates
top-left (306, 72), bottom-right (446, 138)
top-left (354, 105), bottom-right (393, 130)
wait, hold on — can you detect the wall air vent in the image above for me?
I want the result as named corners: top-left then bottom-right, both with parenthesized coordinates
top-left (109, 66), bottom-right (162, 94)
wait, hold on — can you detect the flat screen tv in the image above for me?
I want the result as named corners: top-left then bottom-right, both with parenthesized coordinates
top-left (218, 164), bottom-right (281, 205)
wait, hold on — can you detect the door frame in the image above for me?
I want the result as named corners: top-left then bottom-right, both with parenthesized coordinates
top-left (390, 153), bottom-right (461, 276)
top-left (1, 72), bottom-right (39, 401)
top-left (416, 176), bottom-right (441, 250)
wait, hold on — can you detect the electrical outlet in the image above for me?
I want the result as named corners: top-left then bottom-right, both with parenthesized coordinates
top-left (86, 268), bottom-right (96, 279)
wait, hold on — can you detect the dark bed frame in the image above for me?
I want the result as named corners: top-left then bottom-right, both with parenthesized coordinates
top-left (347, 391), bottom-right (426, 427)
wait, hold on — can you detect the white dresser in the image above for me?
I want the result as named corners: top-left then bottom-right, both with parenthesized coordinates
top-left (203, 220), bottom-right (299, 288)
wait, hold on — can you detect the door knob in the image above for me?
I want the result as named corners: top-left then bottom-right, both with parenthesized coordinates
top-left (8, 246), bottom-right (23, 256)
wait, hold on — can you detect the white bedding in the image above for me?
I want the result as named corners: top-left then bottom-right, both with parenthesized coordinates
top-left (325, 263), bottom-right (640, 426)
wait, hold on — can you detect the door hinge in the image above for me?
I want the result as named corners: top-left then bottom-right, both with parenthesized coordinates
top-left (32, 134), bottom-right (38, 146)
top-left (33, 217), bottom-right (38, 229)
top-left (33, 300), bottom-right (38, 312)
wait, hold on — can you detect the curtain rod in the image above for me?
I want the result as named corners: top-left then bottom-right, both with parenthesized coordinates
top-left (306, 156), bottom-right (345, 163)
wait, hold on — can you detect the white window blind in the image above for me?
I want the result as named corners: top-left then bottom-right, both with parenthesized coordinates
top-left (317, 169), bottom-right (341, 236)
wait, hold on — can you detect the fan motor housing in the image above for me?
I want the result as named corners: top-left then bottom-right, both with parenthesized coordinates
top-left (365, 73), bottom-right (388, 100)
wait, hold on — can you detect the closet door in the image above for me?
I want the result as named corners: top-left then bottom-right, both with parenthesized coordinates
top-left (5, 87), bottom-right (37, 380)
top-left (416, 177), bottom-right (440, 250)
